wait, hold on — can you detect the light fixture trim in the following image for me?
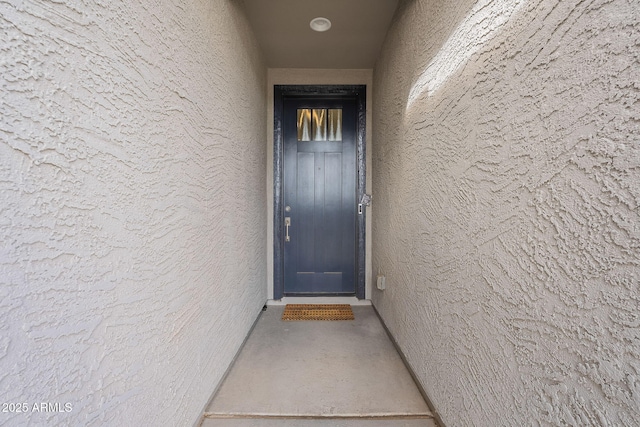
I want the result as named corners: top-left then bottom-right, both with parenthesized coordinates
top-left (310, 17), bottom-right (332, 32)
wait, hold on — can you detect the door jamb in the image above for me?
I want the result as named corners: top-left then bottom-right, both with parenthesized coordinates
top-left (273, 85), bottom-right (366, 300)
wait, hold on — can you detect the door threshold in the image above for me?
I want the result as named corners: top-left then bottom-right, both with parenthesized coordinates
top-left (267, 296), bottom-right (371, 306)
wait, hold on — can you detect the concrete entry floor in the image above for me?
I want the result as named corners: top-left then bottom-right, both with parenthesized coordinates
top-left (202, 305), bottom-right (437, 426)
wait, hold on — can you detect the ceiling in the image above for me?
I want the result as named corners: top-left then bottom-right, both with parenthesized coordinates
top-left (240, 0), bottom-right (400, 69)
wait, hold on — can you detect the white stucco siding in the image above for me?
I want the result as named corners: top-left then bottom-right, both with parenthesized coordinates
top-left (373, 0), bottom-right (640, 425)
top-left (0, 1), bottom-right (266, 425)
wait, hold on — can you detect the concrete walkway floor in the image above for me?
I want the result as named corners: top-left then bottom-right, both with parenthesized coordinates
top-left (201, 305), bottom-right (437, 427)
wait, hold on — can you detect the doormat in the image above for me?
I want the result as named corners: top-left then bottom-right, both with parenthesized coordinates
top-left (281, 304), bottom-right (354, 321)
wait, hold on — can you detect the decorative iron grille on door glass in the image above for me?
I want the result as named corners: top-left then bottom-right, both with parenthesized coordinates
top-left (297, 109), bottom-right (342, 141)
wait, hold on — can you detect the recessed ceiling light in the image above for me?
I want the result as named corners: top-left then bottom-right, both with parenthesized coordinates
top-left (310, 17), bottom-right (331, 32)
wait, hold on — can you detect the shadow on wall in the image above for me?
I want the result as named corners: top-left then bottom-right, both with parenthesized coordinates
top-left (406, 0), bottom-right (529, 110)
top-left (373, 0), bottom-right (640, 425)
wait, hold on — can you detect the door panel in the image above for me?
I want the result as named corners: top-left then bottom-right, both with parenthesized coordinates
top-left (296, 151), bottom-right (315, 272)
top-left (283, 97), bottom-right (356, 295)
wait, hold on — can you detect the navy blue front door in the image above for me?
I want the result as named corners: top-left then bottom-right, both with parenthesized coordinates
top-left (283, 97), bottom-right (357, 295)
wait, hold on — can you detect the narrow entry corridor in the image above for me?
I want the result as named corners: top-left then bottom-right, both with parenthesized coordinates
top-left (202, 305), bottom-right (438, 426)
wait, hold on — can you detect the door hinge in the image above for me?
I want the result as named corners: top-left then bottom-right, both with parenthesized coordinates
top-left (358, 194), bottom-right (372, 215)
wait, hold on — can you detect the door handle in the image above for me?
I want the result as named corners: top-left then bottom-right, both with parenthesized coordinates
top-left (284, 217), bottom-right (291, 242)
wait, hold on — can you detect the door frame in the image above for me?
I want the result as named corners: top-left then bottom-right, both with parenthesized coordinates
top-left (273, 85), bottom-right (366, 300)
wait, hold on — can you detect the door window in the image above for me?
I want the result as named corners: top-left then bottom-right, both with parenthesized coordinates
top-left (297, 108), bottom-right (342, 141)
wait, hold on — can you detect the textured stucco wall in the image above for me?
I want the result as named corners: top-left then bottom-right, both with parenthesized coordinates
top-left (372, 0), bottom-right (640, 425)
top-left (0, 1), bottom-right (266, 426)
